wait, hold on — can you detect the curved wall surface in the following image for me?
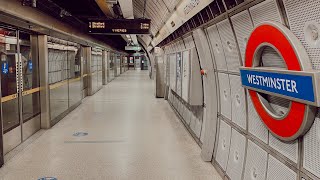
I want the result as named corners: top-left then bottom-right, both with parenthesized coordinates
top-left (160, 0), bottom-right (320, 179)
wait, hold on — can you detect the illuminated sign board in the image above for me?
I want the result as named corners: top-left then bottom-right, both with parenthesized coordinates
top-left (125, 46), bottom-right (141, 51)
top-left (88, 19), bottom-right (151, 35)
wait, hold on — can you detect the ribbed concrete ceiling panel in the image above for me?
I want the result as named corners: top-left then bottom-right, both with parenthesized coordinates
top-left (133, 0), bottom-right (181, 36)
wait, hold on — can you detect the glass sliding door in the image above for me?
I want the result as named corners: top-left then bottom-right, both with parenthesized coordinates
top-left (20, 32), bottom-right (40, 140)
top-left (1, 27), bottom-right (40, 154)
top-left (68, 43), bottom-right (81, 108)
top-left (48, 43), bottom-right (69, 122)
top-left (48, 37), bottom-right (82, 124)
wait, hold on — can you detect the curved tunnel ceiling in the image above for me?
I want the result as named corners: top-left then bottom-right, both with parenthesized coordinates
top-left (133, 0), bottom-right (182, 48)
top-left (133, 0), bottom-right (181, 36)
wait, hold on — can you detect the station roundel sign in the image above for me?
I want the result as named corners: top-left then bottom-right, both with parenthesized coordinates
top-left (244, 21), bottom-right (317, 141)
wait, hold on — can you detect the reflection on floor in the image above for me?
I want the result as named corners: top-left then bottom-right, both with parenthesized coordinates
top-left (0, 70), bottom-right (221, 180)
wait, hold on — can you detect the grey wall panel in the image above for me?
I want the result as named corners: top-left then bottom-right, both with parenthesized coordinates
top-left (269, 133), bottom-right (298, 163)
top-left (206, 25), bottom-right (228, 71)
top-left (283, 0), bottom-right (320, 70)
top-left (230, 75), bottom-right (246, 130)
top-left (215, 119), bottom-right (232, 171)
top-left (226, 129), bottom-right (246, 180)
top-left (189, 48), bottom-right (203, 106)
top-left (303, 118), bottom-right (320, 177)
top-left (230, 10), bottom-right (254, 64)
top-left (266, 155), bottom-right (297, 180)
top-left (183, 35), bottom-right (196, 49)
top-left (243, 140), bottom-right (268, 180)
top-left (201, 70), bottom-right (219, 161)
top-left (217, 19), bottom-right (241, 72)
top-left (218, 73), bottom-right (231, 120)
top-left (249, 0), bottom-right (284, 26)
top-left (193, 28), bottom-right (214, 70)
top-left (247, 91), bottom-right (269, 144)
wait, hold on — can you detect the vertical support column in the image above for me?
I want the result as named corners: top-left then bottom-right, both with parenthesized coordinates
top-left (0, 68), bottom-right (3, 167)
top-left (102, 50), bottom-right (108, 85)
top-left (84, 47), bottom-right (93, 96)
top-left (80, 47), bottom-right (84, 98)
top-left (106, 51), bottom-right (110, 82)
top-left (38, 35), bottom-right (50, 129)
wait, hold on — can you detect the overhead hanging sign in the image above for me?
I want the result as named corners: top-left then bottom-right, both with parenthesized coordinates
top-left (125, 46), bottom-right (141, 51)
top-left (241, 22), bottom-right (320, 141)
top-left (88, 19), bottom-right (151, 35)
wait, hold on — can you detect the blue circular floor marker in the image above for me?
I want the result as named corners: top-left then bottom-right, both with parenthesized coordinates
top-left (73, 132), bottom-right (88, 137)
top-left (38, 177), bottom-right (57, 180)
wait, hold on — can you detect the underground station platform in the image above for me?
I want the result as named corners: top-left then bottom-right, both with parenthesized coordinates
top-left (1, 0), bottom-right (320, 180)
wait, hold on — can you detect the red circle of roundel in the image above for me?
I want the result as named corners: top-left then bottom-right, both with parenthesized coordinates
top-left (245, 24), bottom-right (306, 139)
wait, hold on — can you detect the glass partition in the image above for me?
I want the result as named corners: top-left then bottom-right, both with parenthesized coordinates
top-left (20, 32), bottom-right (40, 122)
top-left (0, 28), bottom-right (19, 133)
top-left (48, 45), bottom-right (69, 120)
top-left (68, 43), bottom-right (81, 107)
top-left (48, 37), bottom-right (82, 121)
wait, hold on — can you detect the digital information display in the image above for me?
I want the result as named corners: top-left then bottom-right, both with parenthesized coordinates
top-left (88, 19), bottom-right (151, 35)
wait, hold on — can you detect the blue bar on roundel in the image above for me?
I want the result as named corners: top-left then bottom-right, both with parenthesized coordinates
top-left (240, 69), bottom-right (315, 103)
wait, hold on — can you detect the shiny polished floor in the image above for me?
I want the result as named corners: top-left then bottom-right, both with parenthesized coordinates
top-left (0, 70), bottom-right (221, 180)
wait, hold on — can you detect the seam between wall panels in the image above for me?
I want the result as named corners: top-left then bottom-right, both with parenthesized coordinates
top-left (191, 33), bottom-right (205, 107)
top-left (203, 28), bottom-right (221, 155)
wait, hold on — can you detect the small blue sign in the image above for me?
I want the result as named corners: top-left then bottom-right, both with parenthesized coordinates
top-left (1, 62), bottom-right (8, 74)
top-left (28, 60), bottom-right (33, 71)
top-left (240, 69), bottom-right (315, 103)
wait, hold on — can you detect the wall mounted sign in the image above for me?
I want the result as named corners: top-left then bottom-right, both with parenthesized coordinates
top-left (88, 19), bottom-right (151, 35)
top-left (28, 60), bottom-right (33, 71)
top-left (241, 22), bottom-right (319, 141)
top-left (241, 68), bottom-right (320, 106)
top-left (1, 62), bottom-right (8, 74)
